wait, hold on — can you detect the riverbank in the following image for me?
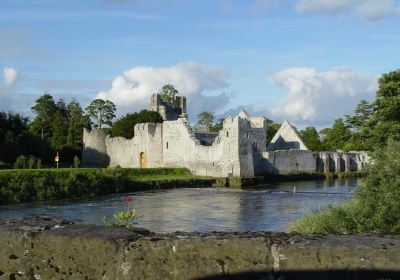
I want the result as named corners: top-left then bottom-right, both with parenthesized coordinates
top-left (0, 168), bottom-right (216, 204)
top-left (0, 168), bottom-right (368, 204)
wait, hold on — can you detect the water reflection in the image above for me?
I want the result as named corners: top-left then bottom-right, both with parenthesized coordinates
top-left (0, 178), bottom-right (360, 232)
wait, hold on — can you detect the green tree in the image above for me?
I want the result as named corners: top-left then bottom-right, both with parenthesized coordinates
top-left (300, 127), bottom-right (322, 151)
top-left (345, 100), bottom-right (373, 132)
top-left (158, 84), bottom-right (178, 104)
top-left (321, 118), bottom-right (352, 151)
top-left (292, 140), bottom-right (400, 234)
top-left (112, 110), bottom-right (163, 139)
top-left (265, 119), bottom-right (281, 145)
top-left (30, 93), bottom-right (57, 140)
top-left (51, 111), bottom-right (69, 149)
top-left (369, 69), bottom-right (400, 147)
top-left (66, 99), bottom-right (89, 145)
top-left (86, 99), bottom-right (116, 129)
top-left (343, 100), bottom-right (375, 151)
top-left (197, 112), bottom-right (214, 131)
top-left (210, 118), bottom-right (225, 132)
top-left (0, 112), bottom-right (31, 163)
top-left (375, 69), bottom-right (400, 122)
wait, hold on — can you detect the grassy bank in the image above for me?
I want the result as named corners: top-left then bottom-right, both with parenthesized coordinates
top-left (291, 140), bottom-right (400, 234)
top-left (0, 168), bottom-right (214, 204)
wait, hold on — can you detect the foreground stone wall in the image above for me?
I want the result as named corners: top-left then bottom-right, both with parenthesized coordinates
top-left (0, 218), bottom-right (399, 280)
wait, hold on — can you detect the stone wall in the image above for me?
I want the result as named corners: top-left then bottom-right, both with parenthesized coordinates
top-left (262, 150), bottom-right (370, 174)
top-left (81, 110), bottom-right (369, 177)
top-left (81, 128), bottom-right (109, 167)
top-left (263, 150), bottom-right (317, 174)
top-left (1, 218), bottom-right (399, 280)
top-left (161, 118), bottom-right (240, 177)
top-left (150, 93), bottom-right (187, 121)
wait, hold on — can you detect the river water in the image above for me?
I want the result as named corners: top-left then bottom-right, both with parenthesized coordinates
top-left (0, 178), bottom-right (360, 232)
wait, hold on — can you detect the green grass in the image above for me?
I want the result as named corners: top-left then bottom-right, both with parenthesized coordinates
top-left (0, 167), bottom-right (213, 204)
top-left (291, 140), bottom-right (400, 234)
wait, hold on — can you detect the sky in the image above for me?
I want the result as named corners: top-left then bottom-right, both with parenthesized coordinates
top-left (1, 0), bottom-right (399, 129)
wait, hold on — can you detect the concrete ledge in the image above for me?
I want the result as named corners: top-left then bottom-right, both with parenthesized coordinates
top-left (0, 218), bottom-right (399, 280)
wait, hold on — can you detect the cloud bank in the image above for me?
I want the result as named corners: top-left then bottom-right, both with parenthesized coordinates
top-left (269, 67), bottom-right (377, 126)
top-left (97, 61), bottom-right (231, 118)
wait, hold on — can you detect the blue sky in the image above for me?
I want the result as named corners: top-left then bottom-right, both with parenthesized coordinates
top-left (1, 0), bottom-right (399, 128)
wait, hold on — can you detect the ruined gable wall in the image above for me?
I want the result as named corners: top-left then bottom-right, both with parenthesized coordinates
top-left (161, 118), bottom-right (241, 177)
top-left (268, 121), bottom-right (308, 151)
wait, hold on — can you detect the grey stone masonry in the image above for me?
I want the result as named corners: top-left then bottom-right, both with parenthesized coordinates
top-left (151, 93), bottom-right (187, 121)
top-left (81, 94), bottom-right (371, 177)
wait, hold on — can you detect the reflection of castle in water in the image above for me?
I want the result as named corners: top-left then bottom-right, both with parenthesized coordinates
top-left (82, 94), bottom-right (371, 177)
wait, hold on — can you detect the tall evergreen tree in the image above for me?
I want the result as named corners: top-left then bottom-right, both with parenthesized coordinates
top-left (30, 93), bottom-right (57, 140)
top-left (66, 98), bottom-right (89, 145)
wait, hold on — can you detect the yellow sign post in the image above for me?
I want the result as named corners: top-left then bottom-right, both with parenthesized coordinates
top-left (55, 152), bottom-right (60, 169)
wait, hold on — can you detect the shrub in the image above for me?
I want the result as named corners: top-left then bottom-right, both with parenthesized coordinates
top-left (14, 155), bottom-right (27, 169)
top-left (28, 156), bottom-right (36, 169)
top-left (291, 139), bottom-right (400, 234)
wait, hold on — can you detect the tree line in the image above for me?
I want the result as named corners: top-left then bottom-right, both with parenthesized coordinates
top-left (298, 69), bottom-right (400, 152)
top-left (0, 91), bottom-right (164, 167)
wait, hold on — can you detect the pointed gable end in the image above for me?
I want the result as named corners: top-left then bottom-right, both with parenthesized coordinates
top-left (267, 120), bottom-right (309, 151)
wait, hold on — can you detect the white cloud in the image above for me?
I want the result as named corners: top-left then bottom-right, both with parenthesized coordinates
top-left (97, 61), bottom-right (231, 118)
top-left (3, 67), bottom-right (18, 86)
top-left (295, 0), bottom-right (400, 22)
top-left (269, 67), bottom-right (377, 126)
top-left (0, 67), bottom-right (19, 111)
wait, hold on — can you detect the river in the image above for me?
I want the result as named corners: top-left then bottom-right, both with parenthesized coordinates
top-left (0, 177), bottom-right (360, 232)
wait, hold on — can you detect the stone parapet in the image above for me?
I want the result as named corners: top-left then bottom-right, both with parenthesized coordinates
top-left (0, 218), bottom-right (399, 280)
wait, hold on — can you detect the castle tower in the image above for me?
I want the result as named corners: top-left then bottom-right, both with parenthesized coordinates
top-left (150, 93), bottom-right (187, 121)
top-left (81, 128), bottom-right (109, 167)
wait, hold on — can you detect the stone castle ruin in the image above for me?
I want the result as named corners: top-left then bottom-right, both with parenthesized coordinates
top-left (82, 94), bottom-right (370, 177)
